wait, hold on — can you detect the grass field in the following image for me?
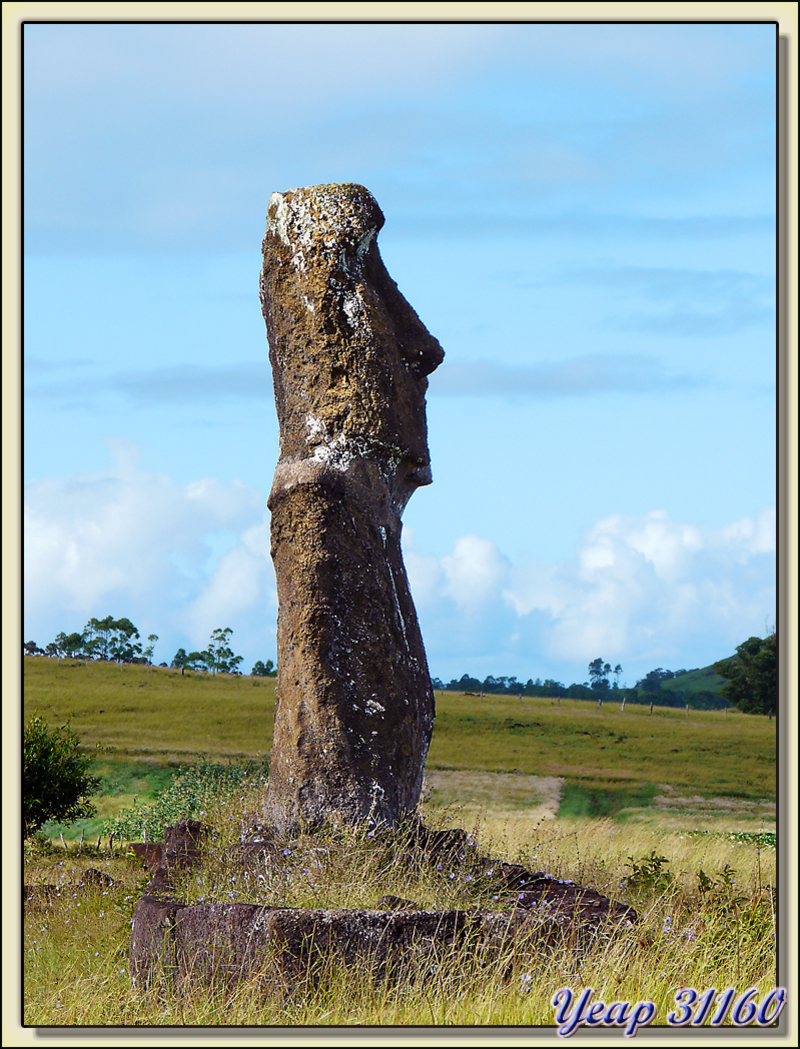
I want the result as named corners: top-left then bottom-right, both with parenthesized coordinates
top-left (21, 656), bottom-right (781, 1028)
top-left (23, 657), bottom-right (776, 840)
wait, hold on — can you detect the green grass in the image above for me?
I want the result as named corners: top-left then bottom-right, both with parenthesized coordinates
top-left (427, 692), bottom-right (776, 801)
top-left (21, 654), bottom-right (780, 1027)
top-left (659, 665), bottom-right (728, 697)
top-left (557, 781), bottom-right (660, 820)
top-left (23, 659), bottom-right (777, 846)
top-left (23, 657), bottom-right (277, 765)
top-left (22, 780), bottom-right (779, 1027)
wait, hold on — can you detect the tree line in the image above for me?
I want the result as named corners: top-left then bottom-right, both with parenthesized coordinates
top-left (23, 616), bottom-right (277, 679)
top-left (26, 618), bottom-right (775, 716)
top-left (432, 632), bottom-right (777, 717)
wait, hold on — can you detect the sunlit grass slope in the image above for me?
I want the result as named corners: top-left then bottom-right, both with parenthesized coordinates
top-left (23, 659), bottom-right (780, 1027)
top-left (23, 658), bottom-right (776, 837)
top-left (427, 692), bottom-right (776, 801)
top-left (23, 657), bottom-right (276, 764)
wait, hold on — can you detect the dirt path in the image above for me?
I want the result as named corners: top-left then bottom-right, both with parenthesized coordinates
top-left (652, 783), bottom-right (776, 819)
top-left (422, 769), bottom-right (564, 823)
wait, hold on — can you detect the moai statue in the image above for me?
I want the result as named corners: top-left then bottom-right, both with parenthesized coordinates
top-left (259, 184), bottom-right (444, 835)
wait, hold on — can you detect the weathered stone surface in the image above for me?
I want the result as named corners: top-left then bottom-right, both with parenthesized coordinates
top-left (163, 819), bottom-right (204, 870)
top-left (174, 903), bottom-right (273, 990)
top-left (130, 895), bottom-right (186, 990)
top-left (25, 868), bottom-right (117, 910)
top-left (133, 897), bottom-right (637, 995)
top-left (78, 866), bottom-right (115, 888)
top-left (259, 183), bottom-right (444, 834)
top-left (129, 843), bottom-right (164, 872)
top-left (130, 822), bottom-right (638, 995)
top-left (23, 884), bottom-right (59, 910)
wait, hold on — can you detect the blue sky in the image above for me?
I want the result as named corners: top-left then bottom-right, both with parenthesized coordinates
top-left (22, 19), bottom-right (777, 688)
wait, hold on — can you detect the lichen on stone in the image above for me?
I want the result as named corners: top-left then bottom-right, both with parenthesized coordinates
top-left (260, 183), bottom-right (444, 835)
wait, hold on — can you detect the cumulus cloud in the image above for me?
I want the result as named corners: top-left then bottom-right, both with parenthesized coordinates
top-left (404, 507), bottom-right (776, 684)
top-left (182, 518), bottom-right (275, 647)
top-left (23, 443), bottom-right (775, 688)
top-left (23, 438), bottom-right (275, 662)
top-left (441, 535), bottom-right (509, 609)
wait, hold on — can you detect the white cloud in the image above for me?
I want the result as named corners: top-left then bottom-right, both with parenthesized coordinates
top-left (440, 535), bottom-right (509, 610)
top-left (512, 508), bottom-right (776, 670)
top-left (401, 528), bottom-right (444, 606)
top-left (405, 508), bottom-right (776, 684)
top-left (23, 444), bottom-right (775, 687)
top-left (23, 439), bottom-right (274, 662)
top-left (182, 519), bottom-right (275, 648)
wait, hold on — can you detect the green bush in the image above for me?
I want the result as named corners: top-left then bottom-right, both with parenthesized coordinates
top-left (109, 757), bottom-right (270, 842)
top-left (23, 715), bottom-right (101, 838)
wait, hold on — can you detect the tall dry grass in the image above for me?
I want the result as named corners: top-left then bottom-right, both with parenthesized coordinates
top-left (23, 764), bottom-right (779, 1028)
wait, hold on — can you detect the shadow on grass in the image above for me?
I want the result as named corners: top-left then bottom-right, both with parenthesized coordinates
top-left (558, 781), bottom-right (658, 820)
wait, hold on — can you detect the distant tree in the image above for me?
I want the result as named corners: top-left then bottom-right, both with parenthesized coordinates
top-left (567, 682), bottom-right (593, 699)
top-left (207, 628), bottom-right (243, 675)
top-left (53, 631), bottom-right (86, 661)
top-left (84, 615), bottom-right (116, 661)
top-left (83, 616), bottom-right (142, 663)
top-left (613, 664), bottom-right (623, 689)
top-left (252, 659), bottom-right (276, 677)
top-left (171, 647), bottom-right (189, 674)
top-left (108, 618), bottom-right (142, 663)
top-left (637, 669), bottom-right (666, 694)
top-left (187, 651), bottom-right (211, 672)
top-left (143, 634), bottom-right (159, 667)
top-left (714, 633), bottom-right (777, 718)
top-left (446, 674), bottom-right (482, 692)
top-left (541, 679), bottom-right (566, 698)
top-left (50, 633), bottom-right (71, 663)
top-left (23, 715), bottom-right (100, 838)
top-left (588, 658), bottom-right (611, 691)
top-left (24, 641), bottom-right (44, 656)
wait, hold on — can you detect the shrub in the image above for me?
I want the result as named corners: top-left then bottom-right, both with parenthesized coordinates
top-left (23, 715), bottom-right (101, 838)
top-left (109, 757), bottom-right (270, 842)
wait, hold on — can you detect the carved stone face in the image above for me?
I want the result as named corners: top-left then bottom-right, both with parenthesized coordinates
top-left (259, 184), bottom-right (442, 833)
top-left (260, 184), bottom-right (444, 515)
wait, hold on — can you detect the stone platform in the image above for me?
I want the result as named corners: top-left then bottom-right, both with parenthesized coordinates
top-left (130, 821), bottom-right (637, 995)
